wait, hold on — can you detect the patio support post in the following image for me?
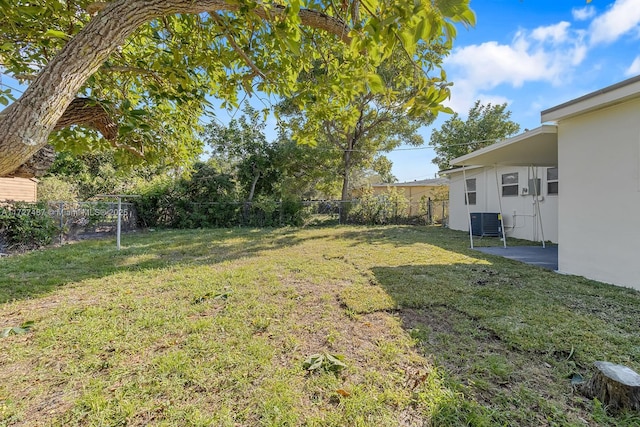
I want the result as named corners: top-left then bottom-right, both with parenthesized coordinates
top-left (531, 166), bottom-right (546, 248)
top-left (463, 166), bottom-right (474, 249)
top-left (493, 165), bottom-right (507, 248)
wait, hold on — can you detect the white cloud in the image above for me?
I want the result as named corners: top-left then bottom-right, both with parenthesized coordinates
top-left (444, 22), bottom-right (587, 113)
top-left (625, 56), bottom-right (640, 76)
top-left (589, 0), bottom-right (640, 44)
top-left (447, 24), bottom-right (587, 87)
top-left (446, 40), bottom-right (547, 88)
top-left (531, 21), bottom-right (571, 44)
top-left (572, 6), bottom-right (596, 21)
top-left (445, 82), bottom-right (511, 116)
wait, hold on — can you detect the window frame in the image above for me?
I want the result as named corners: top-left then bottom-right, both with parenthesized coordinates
top-left (464, 178), bottom-right (477, 205)
top-left (501, 172), bottom-right (519, 197)
top-left (547, 167), bottom-right (558, 195)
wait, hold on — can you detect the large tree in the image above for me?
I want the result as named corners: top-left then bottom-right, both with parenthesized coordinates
top-left (278, 48), bottom-right (441, 222)
top-left (429, 100), bottom-right (521, 171)
top-left (0, 0), bottom-right (474, 178)
top-left (202, 105), bottom-right (277, 203)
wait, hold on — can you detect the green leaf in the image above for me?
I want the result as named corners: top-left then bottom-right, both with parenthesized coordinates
top-left (361, 0), bottom-right (379, 12)
top-left (44, 29), bottom-right (70, 40)
top-left (1, 321), bottom-right (34, 338)
top-left (366, 73), bottom-right (385, 93)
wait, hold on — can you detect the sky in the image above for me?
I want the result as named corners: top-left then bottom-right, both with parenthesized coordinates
top-left (386, 0), bottom-right (640, 182)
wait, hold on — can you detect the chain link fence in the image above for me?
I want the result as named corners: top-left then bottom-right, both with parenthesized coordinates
top-left (51, 201), bottom-right (138, 241)
top-left (303, 199), bottom-right (449, 226)
top-left (0, 201), bottom-right (138, 247)
top-left (1, 197), bottom-right (448, 250)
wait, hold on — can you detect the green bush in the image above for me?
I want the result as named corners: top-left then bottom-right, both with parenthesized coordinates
top-left (133, 163), bottom-right (308, 229)
top-left (0, 202), bottom-right (59, 249)
top-left (349, 187), bottom-right (409, 225)
top-left (37, 176), bottom-right (78, 202)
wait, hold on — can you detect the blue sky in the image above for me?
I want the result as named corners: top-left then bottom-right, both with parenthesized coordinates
top-left (387, 0), bottom-right (640, 182)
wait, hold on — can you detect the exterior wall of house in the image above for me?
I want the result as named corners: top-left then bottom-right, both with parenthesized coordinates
top-left (448, 165), bottom-right (558, 243)
top-left (0, 178), bottom-right (38, 202)
top-left (557, 97), bottom-right (640, 289)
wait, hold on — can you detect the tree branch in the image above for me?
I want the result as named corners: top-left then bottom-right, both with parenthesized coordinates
top-left (52, 98), bottom-right (118, 141)
top-left (13, 65), bottom-right (159, 81)
top-left (210, 13), bottom-right (266, 80)
top-left (0, 0), bottom-right (351, 177)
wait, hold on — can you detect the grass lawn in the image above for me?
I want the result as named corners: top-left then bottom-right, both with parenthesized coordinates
top-left (1, 226), bottom-right (640, 426)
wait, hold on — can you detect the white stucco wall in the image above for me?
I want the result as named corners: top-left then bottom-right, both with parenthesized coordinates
top-left (448, 166), bottom-right (558, 243)
top-left (557, 98), bottom-right (640, 290)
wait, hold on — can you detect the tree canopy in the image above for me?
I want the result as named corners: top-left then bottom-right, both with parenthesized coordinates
top-left (0, 0), bottom-right (474, 178)
top-left (429, 100), bottom-right (521, 171)
top-left (277, 47), bottom-right (440, 217)
top-left (202, 105), bottom-right (278, 202)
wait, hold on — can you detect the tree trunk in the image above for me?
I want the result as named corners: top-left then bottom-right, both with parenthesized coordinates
top-left (582, 361), bottom-right (640, 413)
top-left (247, 169), bottom-right (261, 203)
top-left (4, 98), bottom-right (119, 177)
top-left (339, 111), bottom-right (364, 223)
top-left (0, 0), bottom-right (349, 177)
top-left (7, 145), bottom-right (57, 178)
top-left (243, 167), bottom-right (261, 224)
top-left (339, 143), bottom-right (352, 224)
top-left (52, 98), bottom-right (118, 140)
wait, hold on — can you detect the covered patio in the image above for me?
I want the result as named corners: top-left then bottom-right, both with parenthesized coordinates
top-left (474, 245), bottom-right (558, 271)
top-left (450, 125), bottom-right (559, 264)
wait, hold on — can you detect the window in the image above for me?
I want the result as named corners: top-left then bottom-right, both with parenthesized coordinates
top-left (547, 167), bottom-right (558, 195)
top-left (465, 178), bottom-right (476, 205)
top-left (501, 172), bottom-right (519, 196)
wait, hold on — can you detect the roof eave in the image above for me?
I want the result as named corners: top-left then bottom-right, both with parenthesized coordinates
top-left (541, 74), bottom-right (640, 122)
top-left (450, 125), bottom-right (558, 167)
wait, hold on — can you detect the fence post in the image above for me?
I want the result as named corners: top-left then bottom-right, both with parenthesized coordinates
top-left (59, 202), bottom-right (64, 245)
top-left (116, 197), bottom-right (122, 250)
top-left (427, 197), bottom-right (433, 225)
top-left (442, 201), bottom-right (446, 227)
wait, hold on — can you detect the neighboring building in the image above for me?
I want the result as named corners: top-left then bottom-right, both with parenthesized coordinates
top-left (445, 75), bottom-right (640, 290)
top-left (355, 178), bottom-right (448, 216)
top-left (0, 177), bottom-right (38, 202)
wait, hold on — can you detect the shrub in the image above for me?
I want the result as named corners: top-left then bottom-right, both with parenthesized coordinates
top-left (349, 187), bottom-right (409, 225)
top-left (0, 202), bottom-right (59, 249)
top-left (37, 176), bottom-right (78, 202)
top-left (133, 163), bottom-right (308, 229)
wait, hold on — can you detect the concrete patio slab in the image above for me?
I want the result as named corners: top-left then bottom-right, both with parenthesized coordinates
top-left (473, 245), bottom-right (558, 271)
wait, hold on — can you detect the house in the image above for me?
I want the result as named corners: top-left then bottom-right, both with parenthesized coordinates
top-left (444, 126), bottom-right (559, 243)
top-left (444, 75), bottom-right (640, 290)
top-left (369, 178), bottom-right (448, 216)
top-left (0, 177), bottom-right (38, 202)
top-left (541, 76), bottom-right (640, 290)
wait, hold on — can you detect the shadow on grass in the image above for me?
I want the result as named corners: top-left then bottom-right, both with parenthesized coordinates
top-left (370, 260), bottom-right (640, 364)
top-left (364, 259), bottom-right (640, 426)
top-left (0, 227), bottom-right (333, 304)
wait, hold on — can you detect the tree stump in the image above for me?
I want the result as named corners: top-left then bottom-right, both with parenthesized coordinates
top-left (582, 361), bottom-right (640, 412)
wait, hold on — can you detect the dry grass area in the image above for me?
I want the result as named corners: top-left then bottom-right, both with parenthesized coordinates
top-left (1, 226), bottom-right (639, 426)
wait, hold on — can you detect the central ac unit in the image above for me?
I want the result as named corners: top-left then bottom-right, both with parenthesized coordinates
top-left (470, 212), bottom-right (502, 237)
